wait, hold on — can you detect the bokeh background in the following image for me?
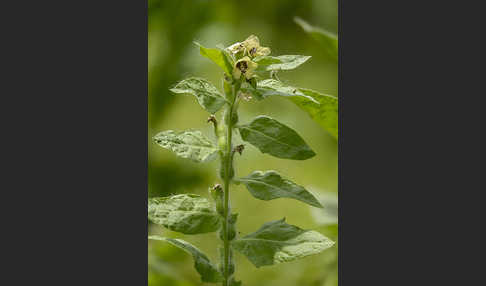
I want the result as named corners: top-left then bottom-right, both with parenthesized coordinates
top-left (148, 0), bottom-right (338, 285)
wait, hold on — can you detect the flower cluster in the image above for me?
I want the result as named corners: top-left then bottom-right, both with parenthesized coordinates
top-left (227, 35), bottom-right (270, 80)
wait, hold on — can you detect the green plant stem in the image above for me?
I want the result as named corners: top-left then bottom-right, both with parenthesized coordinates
top-left (221, 84), bottom-right (238, 286)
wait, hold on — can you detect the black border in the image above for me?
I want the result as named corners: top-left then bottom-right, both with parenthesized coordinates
top-left (3, 0), bottom-right (148, 284)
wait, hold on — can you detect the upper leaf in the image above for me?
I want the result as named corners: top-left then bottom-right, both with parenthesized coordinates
top-left (232, 218), bottom-right (334, 268)
top-left (235, 170), bottom-right (323, 208)
top-left (170, 77), bottom-right (226, 114)
top-left (238, 116), bottom-right (315, 160)
top-left (254, 55), bottom-right (311, 71)
top-left (240, 79), bottom-right (338, 140)
top-left (241, 79), bottom-right (318, 102)
top-left (288, 88), bottom-right (338, 139)
top-left (148, 194), bottom-right (221, 234)
top-left (294, 17), bottom-right (338, 62)
top-left (149, 235), bottom-right (222, 283)
top-left (195, 42), bottom-right (234, 76)
top-left (154, 130), bottom-right (219, 163)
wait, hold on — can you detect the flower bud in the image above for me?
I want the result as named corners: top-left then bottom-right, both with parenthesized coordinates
top-left (218, 213), bottom-right (237, 241)
top-left (228, 213), bottom-right (238, 241)
top-left (218, 135), bottom-right (227, 150)
top-left (209, 185), bottom-right (224, 216)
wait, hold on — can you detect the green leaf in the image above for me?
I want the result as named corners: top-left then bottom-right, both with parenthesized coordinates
top-left (232, 218), bottom-right (334, 268)
top-left (294, 17), bottom-right (338, 62)
top-left (149, 235), bottom-right (222, 283)
top-left (310, 192), bottom-right (338, 226)
top-left (195, 42), bottom-right (234, 76)
top-left (254, 55), bottom-right (311, 71)
top-left (238, 116), bottom-right (315, 160)
top-left (235, 170), bottom-right (323, 208)
top-left (241, 79), bottom-right (318, 102)
top-left (153, 130), bottom-right (219, 163)
top-left (148, 194), bottom-right (221, 234)
top-left (288, 88), bottom-right (338, 139)
top-left (240, 79), bottom-right (338, 139)
top-left (170, 77), bottom-right (226, 114)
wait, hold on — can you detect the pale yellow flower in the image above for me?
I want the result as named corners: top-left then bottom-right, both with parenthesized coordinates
top-left (232, 56), bottom-right (258, 80)
top-left (242, 35), bottom-right (271, 57)
top-left (227, 35), bottom-right (271, 58)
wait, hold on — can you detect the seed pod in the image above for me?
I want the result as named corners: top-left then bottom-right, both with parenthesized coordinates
top-left (223, 77), bottom-right (234, 102)
top-left (218, 135), bottom-right (227, 150)
top-left (231, 110), bottom-right (239, 125)
top-left (209, 185), bottom-right (224, 216)
top-left (219, 160), bottom-right (234, 180)
top-left (228, 213), bottom-right (238, 241)
top-left (218, 247), bottom-right (235, 276)
top-left (218, 213), bottom-right (237, 241)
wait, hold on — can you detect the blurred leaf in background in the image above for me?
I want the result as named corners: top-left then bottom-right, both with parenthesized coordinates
top-left (148, 0), bottom-right (338, 285)
top-left (294, 17), bottom-right (338, 63)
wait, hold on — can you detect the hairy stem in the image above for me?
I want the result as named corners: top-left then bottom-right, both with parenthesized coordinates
top-left (221, 83), bottom-right (238, 286)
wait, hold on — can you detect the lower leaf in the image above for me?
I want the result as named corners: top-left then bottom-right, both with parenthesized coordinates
top-left (153, 130), bottom-right (219, 163)
top-left (148, 194), bottom-right (221, 234)
top-left (232, 218), bottom-right (334, 268)
top-left (149, 236), bottom-right (222, 283)
top-left (236, 170), bottom-right (323, 208)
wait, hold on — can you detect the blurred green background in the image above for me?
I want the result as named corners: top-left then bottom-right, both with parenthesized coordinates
top-left (148, 0), bottom-right (338, 285)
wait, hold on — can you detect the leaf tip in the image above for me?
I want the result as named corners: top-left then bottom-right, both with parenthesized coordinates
top-left (294, 17), bottom-right (310, 31)
top-left (148, 235), bottom-right (164, 241)
top-left (293, 16), bottom-right (304, 24)
top-left (314, 201), bottom-right (325, 209)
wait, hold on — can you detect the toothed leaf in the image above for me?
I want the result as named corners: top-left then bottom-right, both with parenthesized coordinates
top-left (170, 77), bottom-right (226, 114)
top-left (148, 194), bottom-right (220, 234)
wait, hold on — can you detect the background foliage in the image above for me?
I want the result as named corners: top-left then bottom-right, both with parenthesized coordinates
top-left (148, 0), bottom-right (338, 285)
